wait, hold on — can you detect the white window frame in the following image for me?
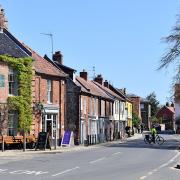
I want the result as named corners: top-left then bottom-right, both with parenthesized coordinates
top-left (47, 79), bottom-right (52, 103)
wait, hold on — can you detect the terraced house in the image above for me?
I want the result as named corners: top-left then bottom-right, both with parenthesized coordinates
top-left (75, 71), bottom-right (114, 144)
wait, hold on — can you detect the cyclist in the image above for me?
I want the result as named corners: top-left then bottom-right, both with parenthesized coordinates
top-left (151, 125), bottom-right (157, 143)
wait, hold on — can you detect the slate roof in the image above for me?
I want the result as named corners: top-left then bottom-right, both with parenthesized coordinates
top-left (116, 88), bottom-right (132, 103)
top-left (0, 28), bottom-right (67, 77)
top-left (0, 28), bottom-right (31, 57)
top-left (75, 76), bottom-right (113, 100)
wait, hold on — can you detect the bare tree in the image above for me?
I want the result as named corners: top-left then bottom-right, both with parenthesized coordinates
top-left (159, 15), bottom-right (180, 83)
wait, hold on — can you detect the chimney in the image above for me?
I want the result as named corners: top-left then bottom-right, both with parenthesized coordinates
top-left (94, 74), bottom-right (103, 85)
top-left (80, 70), bottom-right (88, 81)
top-left (53, 51), bottom-right (63, 65)
top-left (0, 7), bottom-right (8, 29)
top-left (104, 80), bottom-right (109, 88)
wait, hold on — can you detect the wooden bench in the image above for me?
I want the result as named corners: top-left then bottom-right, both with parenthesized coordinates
top-left (4, 136), bottom-right (22, 149)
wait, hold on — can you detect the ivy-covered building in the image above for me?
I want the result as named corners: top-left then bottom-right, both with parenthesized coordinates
top-left (0, 9), bottom-right (68, 146)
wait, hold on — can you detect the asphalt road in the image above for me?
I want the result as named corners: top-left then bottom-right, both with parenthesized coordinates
top-left (0, 134), bottom-right (179, 180)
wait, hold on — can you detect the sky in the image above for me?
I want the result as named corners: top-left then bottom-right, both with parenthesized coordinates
top-left (0, 0), bottom-right (179, 104)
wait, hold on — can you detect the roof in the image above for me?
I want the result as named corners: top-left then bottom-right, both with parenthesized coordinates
top-left (140, 98), bottom-right (150, 103)
top-left (93, 81), bottom-right (124, 101)
top-left (127, 93), bottom-right (140, 98)
top-left (22, 44), bottom-right (67, 77)
top-left (115, 88), bottom-right (132, 103)
top-left (166, 106), bottom-right (175, 113)
top-left (0, 28), bottom-right (67, 78)
top-left (0, 28), bottom-right (31, 57)
top-left (75, 76), bottom-right (113, 100)
top-left (157, 106), bottom-right (175, 116)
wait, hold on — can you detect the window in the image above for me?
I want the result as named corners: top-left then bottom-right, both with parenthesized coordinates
top-left (47, 80), bottom-right (52, 103)
top-left (140, 104), bottom-right (144, 109)
top-left (8, 68), bottom-right (17, 95)
top-left (8, 110), bottom-right (18, 136)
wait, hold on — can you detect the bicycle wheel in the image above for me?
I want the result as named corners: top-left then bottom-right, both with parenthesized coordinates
top-left (144, 137), bottom-right (149, 144)
top-left (156, 136), bottom-right (164, 145)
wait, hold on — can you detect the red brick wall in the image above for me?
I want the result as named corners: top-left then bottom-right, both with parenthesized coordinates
top-left (33, 74), bottom-right (66, 139)
top-left (130, 97), bottom-right (141, 120)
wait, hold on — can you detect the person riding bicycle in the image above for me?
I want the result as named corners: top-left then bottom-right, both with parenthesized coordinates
top-left (151, 125), bottom-right (157, 143)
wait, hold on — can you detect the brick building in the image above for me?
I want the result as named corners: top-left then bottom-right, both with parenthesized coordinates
top-left (0, 12), bottom-right (68, 146)
top-left (156, 105), bottom-right (175, 131)
top-left (127, 94), bottom-right (142, 121)
top-left (140, 98), bottom-right (151, 130)
top-left (75, 71), bottom-right (114, 144)
top-left (174, 84), bottom-right (180, 133)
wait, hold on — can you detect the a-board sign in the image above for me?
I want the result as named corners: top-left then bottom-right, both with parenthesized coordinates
top-left (35, 132), bottom-right (51, 150)
top-left (61, 131), bottom-right (74, 147)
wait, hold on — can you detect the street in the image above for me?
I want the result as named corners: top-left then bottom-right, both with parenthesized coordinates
top-left (0, 134), bottom-right (179, 180)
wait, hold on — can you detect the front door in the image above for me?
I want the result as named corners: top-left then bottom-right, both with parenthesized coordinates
top-left (81, 120), bottom-right (86, 144)
top-left (45, 114), bottom-right (57, 146)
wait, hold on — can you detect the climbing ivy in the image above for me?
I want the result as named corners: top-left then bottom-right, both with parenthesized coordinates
top-left (0, 55), bottom-right (33, 133)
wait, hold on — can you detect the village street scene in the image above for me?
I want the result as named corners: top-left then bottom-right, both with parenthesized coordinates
top-left (0, 1), bottom-right (180, 180)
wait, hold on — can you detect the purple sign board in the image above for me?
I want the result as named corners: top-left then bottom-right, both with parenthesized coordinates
top-left (61, 131), bottom-right (71, 146)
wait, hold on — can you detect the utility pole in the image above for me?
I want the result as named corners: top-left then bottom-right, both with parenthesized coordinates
top-left (40, 33), bottom-right (54, 59)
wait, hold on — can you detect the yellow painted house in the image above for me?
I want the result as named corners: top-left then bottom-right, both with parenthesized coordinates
top-left (126, 100), bottom-right (133, 128)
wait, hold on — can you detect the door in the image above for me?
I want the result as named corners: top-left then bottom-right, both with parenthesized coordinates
top-left (45, 114), bottom-right (58, 146)
top-left (81, 120), bottom-right (86, 144)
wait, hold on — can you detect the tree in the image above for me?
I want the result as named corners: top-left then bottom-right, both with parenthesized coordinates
top-left (159, 15), bottom-right (180, 82)
top-left (132, 113), bottom-right (141, 127)
top-left (146, 92), bottom-right (160, 117)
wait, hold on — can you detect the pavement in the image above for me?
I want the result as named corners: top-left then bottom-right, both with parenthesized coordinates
top-left (0, 133), bottom-right (143, 157)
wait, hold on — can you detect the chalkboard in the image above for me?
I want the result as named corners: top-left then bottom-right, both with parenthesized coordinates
top-left (61, 131), bottom-right (74, 147)
top-left (35, 132), bottom-right (51, 150)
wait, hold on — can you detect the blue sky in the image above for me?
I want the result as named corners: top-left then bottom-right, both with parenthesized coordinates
top-left (1, 0), bottom-right (179, 104)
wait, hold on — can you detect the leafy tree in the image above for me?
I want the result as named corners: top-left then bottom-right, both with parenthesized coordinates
top-left (132, 113), bottom-right (141, 127)
top-left (159, 15), bottom-right (180, 82)
top-left (146, 92), bottom-right (160, 117)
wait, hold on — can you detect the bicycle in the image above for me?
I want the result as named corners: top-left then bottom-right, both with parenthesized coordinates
top-left (144, 134), bottom-right (165, 145)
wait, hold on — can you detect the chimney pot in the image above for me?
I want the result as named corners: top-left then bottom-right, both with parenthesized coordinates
top-left (94, 74), bottom-right (103, 85)
top-left (53, 51), bottom-right (63, 64)
top-left (104, 80), bottom-right (109, 88)
top-left (80, 70), bottom-right (88, 81)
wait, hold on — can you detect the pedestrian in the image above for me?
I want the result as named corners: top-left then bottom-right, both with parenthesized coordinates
top-left (137, 125), bottom-right (140, 133)
top-left (140, 124), bottom-right (144, 133)
top-left (125, 126), bottom-right (130, 137)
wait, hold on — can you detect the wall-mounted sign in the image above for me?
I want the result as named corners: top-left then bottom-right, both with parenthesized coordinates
top-left (0, 74), bottom-right (5, 87)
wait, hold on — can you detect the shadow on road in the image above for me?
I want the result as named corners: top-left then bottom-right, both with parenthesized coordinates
top-left (102, 138), bottom-right (179, 151)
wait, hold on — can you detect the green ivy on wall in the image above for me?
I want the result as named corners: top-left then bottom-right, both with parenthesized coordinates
top-left (0, 55), bottom-right (33, 133)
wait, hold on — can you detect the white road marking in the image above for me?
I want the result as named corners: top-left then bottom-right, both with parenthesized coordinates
top-left (89, 157), bottom-right (106, 164)
top-left (139, 176), bottom-right (147, 179)
top-left (52, 166), bottom-right (79, 177)
top-left (9, 170), bottom-right (48, 176)
top-left (139, 151), bottom-right (180, 179)
top-left (112, 152), bottom-right (122, 155)
top-left (0, 169), bottom-right (8, 174)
